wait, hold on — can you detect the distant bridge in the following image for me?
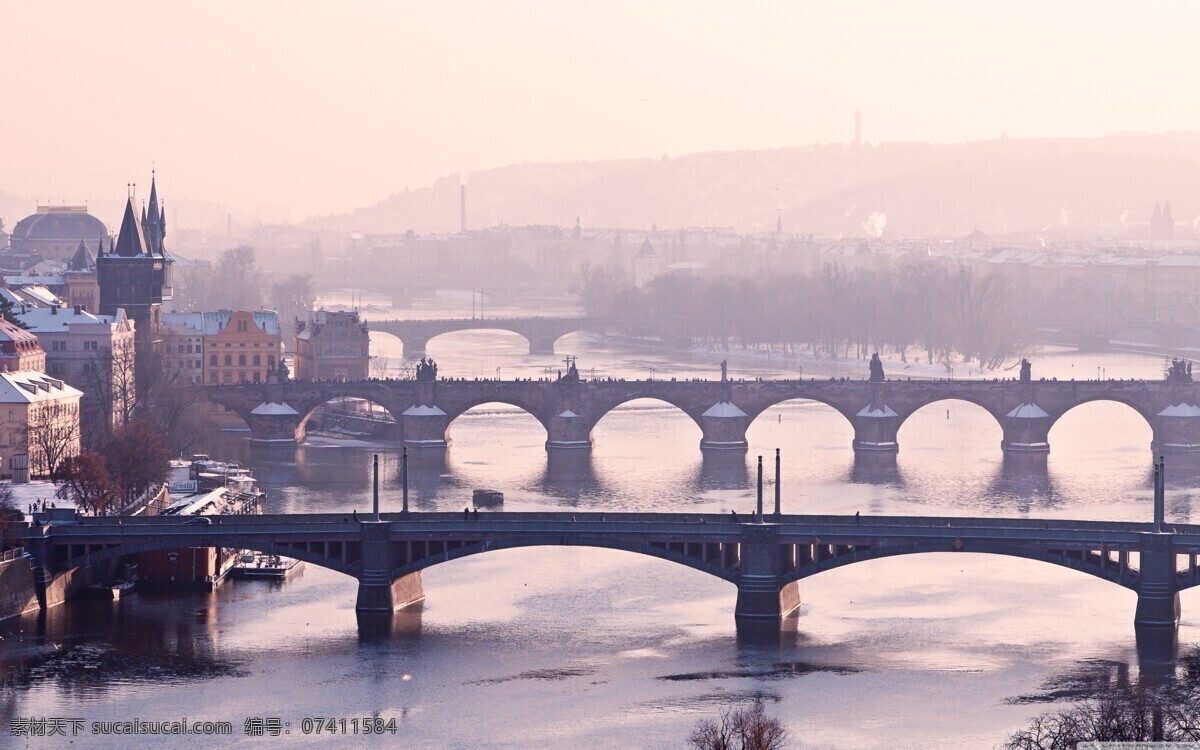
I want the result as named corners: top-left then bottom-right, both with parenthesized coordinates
top-left (370, 316), bottom-right (608, 358)
top-left (207, 377), bottom-right (1200, 455)
top-left (22, 512), bottom-right (1193, 631)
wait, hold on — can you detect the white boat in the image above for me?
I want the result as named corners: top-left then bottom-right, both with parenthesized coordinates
top-left (233, 554), bottom-right (303, 580)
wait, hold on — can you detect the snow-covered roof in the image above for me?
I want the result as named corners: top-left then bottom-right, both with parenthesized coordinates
top-left (856, 404), bottom-right (898, 418)
top-left (17, 305), bottom-right (124, 333)
top-left (163, 310), bottom-right (281, 336)
top-left (403, 404), bottom-right (446, 416)
top-left (1158, 403), bottom-right (1200, 418)
top-left (0, 371), bottom-right (83, 404)
top-left (702, 401), bottom-right (747, 418)
top-left (1006, 403), bottom-right (1050, 419)
top-left (251, 401), bottom-right (299, 416)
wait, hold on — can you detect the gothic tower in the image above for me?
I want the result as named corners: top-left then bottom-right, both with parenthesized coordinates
top-left (98, 174), bottom-right (174, 359)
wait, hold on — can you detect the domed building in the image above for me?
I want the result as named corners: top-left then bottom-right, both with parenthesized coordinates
top-left (9, 205), bottom-right (108, 266)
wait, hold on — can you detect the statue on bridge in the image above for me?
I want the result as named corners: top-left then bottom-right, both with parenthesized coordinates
top-left (1167, 357), bottom-right (1193, 384)
top-left (558, 355), bottom-right (580, 383)
top-left (868, 353), bottom-right (885, 383)
top-left (1019, 358), bottom-right (1032, 383)
top-left (721, 359), bottom-right (728, 382)
top-left (416, 357), bottom-right (439, 383)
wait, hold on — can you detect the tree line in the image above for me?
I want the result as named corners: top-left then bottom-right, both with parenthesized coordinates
top-left (580, 263), bottom-right (1030, 370)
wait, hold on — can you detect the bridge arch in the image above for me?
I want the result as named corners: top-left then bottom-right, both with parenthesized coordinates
top-left (587, 395), bottom-right (706, 442)
top-left (54, 537), bottom-right (360, 580)
top-left (896, 398), bottom-right (1006, 459)
top-left (1047, 397), bottom-right (1156, 466)
top-left (780, 543), bottom-right (1138, 590)
top-left (296, 396), bottom-right (400, 439)
top-left (746, 395), bottom-right (858, 429)
top-left (389, 537), bottom-right (741, 584)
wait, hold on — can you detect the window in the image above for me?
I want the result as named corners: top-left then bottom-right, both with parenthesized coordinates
top-left (210, 354), bottom-right (218, 366)
top-left (237, 320), bottom-right (248, 332)
top-left (239, 371), bottom-right (247, 383)
top-left (238, 355), bottom-right (246, 366)
top-left (268, 355), bottom-right (275, 369)
top-left (178, 344), bottom-right (184, 353)
top-left (223, 371), bottom-right (232, 383)
top-left (252, 355), bottom-right (260, 366)
top-left (209, 372), bottom-right (217, 384)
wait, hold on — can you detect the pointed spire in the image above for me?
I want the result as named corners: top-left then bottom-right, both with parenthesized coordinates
top-left (147, 171), bottom-right (159, 221)
top-left (113, 197), bottom-right (148, 257)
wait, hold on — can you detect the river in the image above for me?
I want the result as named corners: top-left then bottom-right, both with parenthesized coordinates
top-left (3, 292), bottom-right (1197, 749)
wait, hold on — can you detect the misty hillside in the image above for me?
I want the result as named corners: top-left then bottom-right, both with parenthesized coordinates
top-left (319, 132), bottom-right (1200, 237)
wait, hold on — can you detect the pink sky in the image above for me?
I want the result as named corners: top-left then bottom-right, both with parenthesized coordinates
top-left (4, 1), bottom-right (1197, 220)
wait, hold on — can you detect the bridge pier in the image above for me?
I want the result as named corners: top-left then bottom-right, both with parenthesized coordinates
top-left (355, 522), bottom-right (425, 614)
top-left (734, 525), bottom-right (801, 625)
top-left (527, 334), bottom-right (557, 355)
top-left (545, 411), bottom-right (592, 450)
top-left (1133, 533), bottom-right (1180, 630)
top-left (1152, 407), bottom-right (1200, 455)
top-left (851, 405), bottom-right (899, 453)
top-left (247, 409), bottom-right (304, 444)
top-left (402, 336), bottom-right (430, 360)
top-left (1000, 406), bottom-right (1051, 454)
top-left (399, 406), bottom-right (449, 449)
top-left (698, 402), bottom-right (750, 451)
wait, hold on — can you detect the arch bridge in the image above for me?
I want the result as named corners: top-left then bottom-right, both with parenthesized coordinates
top-left (20, 511), bottom-right (1197, 632)
top-left (205, 377), bottom-right (1200, 456)
top-left (370, 316), bottom-right (608, 359)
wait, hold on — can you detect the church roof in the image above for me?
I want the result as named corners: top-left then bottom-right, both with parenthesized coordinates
top-left (67, 240), bottom-right (96, 272)
top-left (112, 197), bottom-right (148, 257)
top-left (11, 206), bottom-right (107, 241)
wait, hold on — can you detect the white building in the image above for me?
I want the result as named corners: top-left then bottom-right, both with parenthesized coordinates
top-left (0, 371), bottom-right (82, 479)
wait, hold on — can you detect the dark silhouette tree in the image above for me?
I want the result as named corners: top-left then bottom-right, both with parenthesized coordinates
top-left (688, 702), bottom-right (788, 750)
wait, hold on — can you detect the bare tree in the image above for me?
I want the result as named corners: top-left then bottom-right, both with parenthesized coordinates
top-left (370, 353), bottom-right (391, 379)
top-left (688, 702), bottom-right (788, 750)
top-left (24, 401), bottom-right (81, 478)
top-left (54, 452), bottom-right (121, 516)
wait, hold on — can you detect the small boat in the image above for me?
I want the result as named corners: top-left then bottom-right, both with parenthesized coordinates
top-left (86, 580), bottom-right (135, 600)
top-left (233, 554), bottom-right (303, 580)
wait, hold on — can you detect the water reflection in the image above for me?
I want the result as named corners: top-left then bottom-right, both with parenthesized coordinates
top-left (848, 452), bottom-right (901, 486)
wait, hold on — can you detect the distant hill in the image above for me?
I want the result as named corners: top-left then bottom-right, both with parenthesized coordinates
top-left (315, 132), bottom-right (1200, 238)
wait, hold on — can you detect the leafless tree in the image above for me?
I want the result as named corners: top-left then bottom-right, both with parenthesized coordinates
top-left (688, 702), bottom-right (788, 750)
top-left (370, 353), bottom-right (391, 379)
top-left (24, 402), bottom-right (80, 478)
top-left (1005, 685), bottom-right (1200, 748)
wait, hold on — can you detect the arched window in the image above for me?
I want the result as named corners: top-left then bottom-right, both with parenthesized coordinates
top-left (268, 355), bottom-right (275, 369)
top-left (253, 355), bottom-right (261, 366)
top-left (238, 355), bottom-right (246, 366)
top-left (224, 355), bottom-right (232, 366)
top-left (210, 354), bottom-right (218, 366)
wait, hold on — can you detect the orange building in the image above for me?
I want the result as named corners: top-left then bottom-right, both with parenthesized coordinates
top-left (165, 310), bottom-right (281, 385)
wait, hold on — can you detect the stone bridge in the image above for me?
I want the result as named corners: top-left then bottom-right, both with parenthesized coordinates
top-left (370, 317), bottom-right (607, 358)
top-left (21, 512), bottom-right (1196, 632)
top-left (206, 378), bottom-right (1200, 455)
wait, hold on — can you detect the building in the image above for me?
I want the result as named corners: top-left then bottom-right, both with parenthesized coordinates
top-left (63, 240), bottom-right (101, 312)
top-left (7, 205), bottom-right (108, 267)
top-left (97, 175), bottom-right (173, 361)
top-left (164, 310), bottom-right (281, 385)
top-left (0, 319), bottom-right (47, 372)
top-left (16, 306), bottom-right (137, 430)
top-left (0, 371), bottom-right (82, 479)
top-left (294, 310), bottom-right (370, 381)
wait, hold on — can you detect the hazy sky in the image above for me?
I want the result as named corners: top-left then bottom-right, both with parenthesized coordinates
top-left (4, 1), bottom-right (1198, 221)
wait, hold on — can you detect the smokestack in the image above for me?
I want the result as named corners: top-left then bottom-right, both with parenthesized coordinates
top-left (460, 184), bottom-right (467, 234)
top-left (854, 109), bottom-right (862, 149)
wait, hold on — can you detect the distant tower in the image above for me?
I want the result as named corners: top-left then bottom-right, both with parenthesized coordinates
top-left (460, 184), bottom-right (467, 234)
top-left (98, 173), bottom-right (174, 363)
top-left (1151, 200), bottom-right (1175, 240)
top-left (854, 109), bottom-right (862, 149)
top-left (776, 212), bottom-right (783, 234)
top-left (574, 215), bottom-right (582, 239)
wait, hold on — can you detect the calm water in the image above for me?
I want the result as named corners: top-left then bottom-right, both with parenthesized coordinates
top-left (4, 297), bottom-right (1198, 749)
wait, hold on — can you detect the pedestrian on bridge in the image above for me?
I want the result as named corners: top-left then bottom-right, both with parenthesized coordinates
top-left (473, 508), bottom-right (478, 520)
top-left (464, 507), bottom-right (470, 521)
top-left (731, 510), bottom-right (739, 523)
top-left (855, 511), bottom-right (861, 525)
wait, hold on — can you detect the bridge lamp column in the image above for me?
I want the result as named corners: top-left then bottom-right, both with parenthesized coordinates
top-left (373, 454), bottom-right (380, 521)
top-left (402, 447), bottom-right (409, 514)
top-left (774, 448), bottom-right (781, 517)
top-left (756, 455), bottom-right (764, 523)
